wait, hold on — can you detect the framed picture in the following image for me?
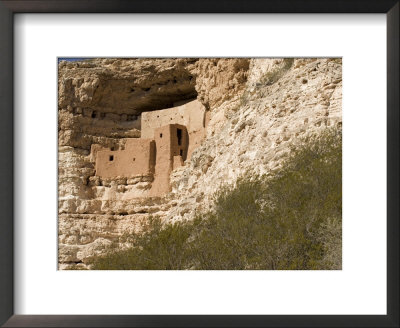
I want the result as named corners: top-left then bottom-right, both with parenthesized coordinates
top-left (1, 0), bottom-right (398, 327)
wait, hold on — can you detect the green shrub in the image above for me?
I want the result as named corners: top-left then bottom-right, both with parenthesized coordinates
top-left (90, 127), bottom-right (342, 270)
top-left (90, 217), bottom-right (197, 270)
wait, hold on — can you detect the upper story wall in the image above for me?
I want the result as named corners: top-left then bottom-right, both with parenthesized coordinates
top-left (153, 124), bottom-right (189, 163)
top-left (150, 124), bottom-right (188, 196)
top-left (141, 99), bottom-right (207, 159)
top-left (95, 138), bottom-right (155, 179)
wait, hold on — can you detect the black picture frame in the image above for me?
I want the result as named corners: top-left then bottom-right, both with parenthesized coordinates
top-left (0, 1), bottom-right (398, 327)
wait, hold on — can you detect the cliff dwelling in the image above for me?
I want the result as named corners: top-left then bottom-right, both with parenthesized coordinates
top-left (58, 58), bottom-right (343, 270)
top-left (93, 99), bottom-right (208, 196)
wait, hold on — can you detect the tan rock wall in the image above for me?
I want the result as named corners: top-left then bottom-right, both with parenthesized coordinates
top-left (58, 58), bottom-right (197, 114)
top-left (190, 58), bottom-right (250, 109)
top-left (167, 58), bottom-right (342, 223)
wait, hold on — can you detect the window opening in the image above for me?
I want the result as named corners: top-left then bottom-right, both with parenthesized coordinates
top-left (109, 155), bottom-right (114, 161)
top-left (177, 128), bottom-right (182, 146)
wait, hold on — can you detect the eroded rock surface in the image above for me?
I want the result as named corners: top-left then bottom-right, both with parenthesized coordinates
top-left (58, 58), bottom-right (341, 269)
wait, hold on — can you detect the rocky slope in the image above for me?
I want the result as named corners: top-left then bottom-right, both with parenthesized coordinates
top-left (58, 58), bottom-right (341, 269)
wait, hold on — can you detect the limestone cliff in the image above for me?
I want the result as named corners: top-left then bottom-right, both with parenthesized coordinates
top-left (58, 58), bottom-right (341, 269)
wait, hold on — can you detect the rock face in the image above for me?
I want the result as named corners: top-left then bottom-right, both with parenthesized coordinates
top-left (191, 58), bottom-right (250, 109)
top-left (58, 58), bottom-right (341, 269)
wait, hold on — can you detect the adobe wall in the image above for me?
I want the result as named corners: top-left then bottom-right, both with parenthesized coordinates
top-left (94, 99), bottom-right (206, 196)
top-left (150, 124), bottom-right (188, 196)
top-left (141, 99), bottom-right (208, 160)
top-left (95, 138), bottom-right (155, 179)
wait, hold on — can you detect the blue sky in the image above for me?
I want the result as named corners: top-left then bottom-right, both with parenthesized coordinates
top-left (58, 58), bottom-right (88, 62)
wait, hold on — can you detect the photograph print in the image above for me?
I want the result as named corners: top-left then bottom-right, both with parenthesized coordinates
top-left (58, 58), bottom-right (342, 270)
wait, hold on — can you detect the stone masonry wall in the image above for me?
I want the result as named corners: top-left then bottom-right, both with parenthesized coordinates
top-left (95, 138), bottom-right (155, 178)
top-left (141, 99), bottom-right (207, 160)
